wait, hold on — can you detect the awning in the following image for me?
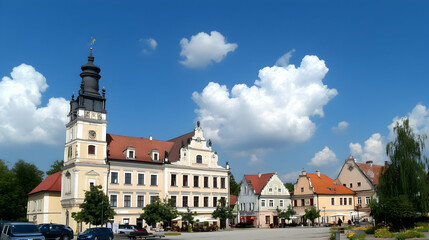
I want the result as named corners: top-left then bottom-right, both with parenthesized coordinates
top-left (293, 213), bottom-right (305, 217)
top-left (172, 216), bottom-right (182, 221)
top-left (194, 216), bottom-right (218, 222)
top-left (330, 213), bottom-right (347, 217)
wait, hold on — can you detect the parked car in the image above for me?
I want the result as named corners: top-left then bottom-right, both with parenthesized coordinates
top-left (0, 222), bottom-right (45, 240)
top-left (38, 224), bottom-right (73, 240)
top-left (0, 221), bottom-right (10, 233)
top-left (77, 228), bottom-right (113, 240)
top-left (118, 225), bottom-right (145, 236)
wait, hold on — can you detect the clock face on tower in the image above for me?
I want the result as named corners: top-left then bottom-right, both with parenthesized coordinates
top-left (89, 130), bottom-right (96, 140)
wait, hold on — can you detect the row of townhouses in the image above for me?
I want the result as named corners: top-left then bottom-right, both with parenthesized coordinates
top-left (236, 156), bottom-right (382, 227)
top-left (26, 51), bottom-right (382, 230)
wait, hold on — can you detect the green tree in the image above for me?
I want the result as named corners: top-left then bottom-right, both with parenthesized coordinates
top-left (140, 197), bottom-right (178, 227)
top-left (304, 206), bottom-right (320, 226)
top-left (12, 160), bottom-right (44, 221)
top-left (284, 183), bottom-right (294, 193)
top-left (374, 118), bottom-right (429, 229)
top-left (369, 196), bottom-right (415, 230)
top-left (0, 159), bottom-right (15, 220)
top-left (229, 174), bottom-right (240, 196)
top-left (46, 160), bottom-right (64, 175)
top-left (72, 185), bottom-right (115, 226)
top-left (277, 205), bottom-right (296, 227)
top-left (180, 207), bottom-right (197, 231)
top-left (212, 198), bottom-right (233, 229)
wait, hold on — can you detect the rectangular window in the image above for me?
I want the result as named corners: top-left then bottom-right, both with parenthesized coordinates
top-left (170, 196), bottom-right (177, 207)
top-left (365, 197), bottom-right (371, 205)
top-left (331, 198), bottom-right (335, 205)
top-left (204, 176), bottom-right (209, 188)
top-left (269, 199), bottom-right (274, 207)
top-left (204, 197), bottom-right (209, 207)
top-left (261, 199), bottom-right (266, 207)
top-left (137, 195), bottom-right (144, 208)
top-left (269, 188), bottom-right (273, 193)
top-left (358, 197), bottom-right (362, 205)
top-left (349, 198), bottom-right (352, 205)
top-left (68, 146), bottom-right (72, 159)
top-left (138, 173), bottom-right (144, 185)
top-left (194, 176), bottom-right (199, 187)
top-left (301, 199), bottom-right (305, 206)
top-left (340, 198), bottom-right (343, 205)
top-left (278, 188), bottom-right (282, 193)
top-left (280, 199), bottom-right (284, 207)
top-left (301, 187), bottom-right (304, 192)
top-left (213, 177), bottom-right (218, 188)
top-left (293, 200), bottom-right (297, 207)
top-left (128, 150), bottom-right (134, 159)
top-left (265, 216), bottom-right (270, 224)
top-left (183, 196), bottom-right (188, 207)
top-left (183, 175), bottom-right (188, 187)
top-left (344, 198), bottom-right (347, 205)
top-left (350, 183), bottom-right (353, 188)
top-left (110, 195), bottom-right (117, 207)
top-left (111, 172), bottom-right (118, 184)
top-left (171, 174), bottom-right (177, 186)
top-left (221, 178), bottom-right (226, 189)
top-left (124, 195), bottom-right (131, 207)
top-left (125, 172), bottom-right (132, 184)
top-left (213, 197), bottom-right (218, 207)
top-left (221, 197), bottom-right (226, 207)
top-left (194, 196), bottom-right (199, 207)
top-left (150, 195), bottom-right (158, 204)
top-left (88, 145), bottom-right (95, 155)
top-left (357, 182), bottom-right (361, 187)
top-left (310, 198), bottom-right (314, 206)
top-left (150, 174), bottom-right (157, 186)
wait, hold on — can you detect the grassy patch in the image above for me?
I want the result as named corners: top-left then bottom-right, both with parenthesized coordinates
top-left (165, 232), bottom-right (181, 235)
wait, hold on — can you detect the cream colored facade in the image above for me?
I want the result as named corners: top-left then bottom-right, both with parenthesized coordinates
top-left (27, 192), bottom-right (62, 224)
top-left (292, 171), bottom-right (355, 225)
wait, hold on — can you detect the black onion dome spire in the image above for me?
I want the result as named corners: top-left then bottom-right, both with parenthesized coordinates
top-left (68, 48), bottom-right (107, 122)
top-left (80, 48), bottom-right (101, 95)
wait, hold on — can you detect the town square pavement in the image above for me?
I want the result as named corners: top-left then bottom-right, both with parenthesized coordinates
top-left (153, 227), bottom-right (331, 240)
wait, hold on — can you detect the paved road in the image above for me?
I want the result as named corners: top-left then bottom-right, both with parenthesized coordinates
top-left (130, 227), bottom-right (331, 240)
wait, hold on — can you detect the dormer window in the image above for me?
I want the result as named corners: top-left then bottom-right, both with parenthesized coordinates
top-left (124, 147), bottom-right (135, 159)
top-left (151, 149), bottom-right (159, 161)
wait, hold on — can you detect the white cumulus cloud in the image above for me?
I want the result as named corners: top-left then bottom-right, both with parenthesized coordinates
top-left (275, 49), bottom-right (295, 67)
top-left (140, 38), bottom-right (158, 54)
top-left (180, 31), bottom-right (237, 68)
top-left (349, 133), bottom-right (387, 164)
top-left (281, 170), bottom-right (301, 183)
top-left (192, 55), bottom-right (337, 153)
top-left (332, 121), bottom-right (349, 133)
top-left (0, 64), bottom-right (69, 145)
top-left (389, 104), bottom-right (429, 139)
top-left (308, 146), bottom-right (338, 166)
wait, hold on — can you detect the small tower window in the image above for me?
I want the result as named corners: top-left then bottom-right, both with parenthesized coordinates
top-left (88, 145), bottom-right (96, 155)
top-left (196, 155), bottom-right (202, 164)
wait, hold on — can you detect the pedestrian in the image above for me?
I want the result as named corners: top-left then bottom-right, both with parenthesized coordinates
top-left (338, 218), bottom-right (342, 227)
top-left (348, 219), bottom-right (352, 225)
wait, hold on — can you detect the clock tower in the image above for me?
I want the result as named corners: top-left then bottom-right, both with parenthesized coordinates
top-left (61, 49), bottom-right (109, 229)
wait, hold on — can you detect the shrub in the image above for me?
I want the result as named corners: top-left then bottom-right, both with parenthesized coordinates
top-left (364, 226), bottom-right (375, 234)
top-left (347, 230), bottom-right (366, 240)
top-left (374, 228), bottom-right (393, 238)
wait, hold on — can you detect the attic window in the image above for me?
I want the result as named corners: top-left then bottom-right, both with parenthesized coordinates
top-left (124, 147), bottom-right (135, 159)
top-left (151, 149), bottom-right (160, 161)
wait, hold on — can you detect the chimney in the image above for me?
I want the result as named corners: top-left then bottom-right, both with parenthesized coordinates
top-left (258, 172), bottom-right (262, 178)
top-left (149, 136), bottom-right (152, 140)
top-left (316, 170), bottom-right (320, 177)
top-left (366, 160), bottom-right (373, 167)
top-left (301, 170), bottom-right (307, 176)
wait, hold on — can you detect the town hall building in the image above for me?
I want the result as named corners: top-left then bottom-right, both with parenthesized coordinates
top-left (27, 49), bottom-right (230, 231)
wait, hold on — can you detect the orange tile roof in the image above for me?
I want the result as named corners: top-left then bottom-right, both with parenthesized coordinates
top-left (307, 173), bottom-right (355, 195)
top-left (358, 163), bottom-right (383, 185)
top-left (107, 134), bottom-right (174, 163)
top-left (167, 131), bottom-right (195, 162)
top-left (230, 195), bottom-right (237, 206)
top-left (28, 171), bottom-right (62, 195)
top-left (244, 173), bottom-right (274, 194)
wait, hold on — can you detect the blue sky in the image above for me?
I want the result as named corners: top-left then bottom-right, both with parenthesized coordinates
top-left (1, 1), bottom-right (429, 182)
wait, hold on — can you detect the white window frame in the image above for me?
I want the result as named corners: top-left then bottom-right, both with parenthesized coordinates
top-left (111, 171), bottom-right (119, 184)
top-left (124, 172), bottom-right (132, 185)
top-left (150, 194), bottom-right (159, 204)
top-left (88, 145), bottom-right (96, 155)
top-left (151, 150), bottom-right (160, 161)
top-left (278, 188), bottom-right (282, 193)
top-left (137, 195), bottom-right (145, 208)
top-left (365, 196), bottom-right (371, 205)
top-left (89, 179), bottom-right (95, 189)
top-left (150, 174), bottom-right (158, 186)
top-left (193, 196), bottom-right (199, 207)
top-left (171, 173), bottom-right (177, 186)
top-left (269, 199), bottom-right (274, 207)
top-left (269, 188), bottom-right (273, 193)
top-left (122, 218), bottom-right (130, 224)
top-left (110, 194), bottom-right (118, 207)
top-left (279, 199), bottom-right (284, 207)
top-left (331, 198), bottom-right (335, 205)
top-left (124, 194), bottom-right (132, 207)
top-left (261, 199), bottom-right (266, 207)
top-left (137, 173), bottom-right (145, 185)
top-left (357, 197), bottom-right (362, 205)
top-left (170, 195), bottom-right (178, 207)
top-left (182, 195), bottom-right (189, 207)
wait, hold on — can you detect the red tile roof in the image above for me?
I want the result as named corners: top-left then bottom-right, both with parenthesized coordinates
top-left (230, 195), bottom-right (237, 206)
top-left (307, 173), bottom-right (355, 195)
top-left (107, 134), bottom-right (174, 163)
top-left (167, 131), bottom-right (195, 162)
top-left (28, 171), bottom-right (62, 195)
top-left (358, 163), bottom-right (383, 185)
top-left (244, 173), bottom-right (274, 195)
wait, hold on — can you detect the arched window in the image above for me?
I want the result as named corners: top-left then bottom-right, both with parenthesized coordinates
top-left (196, 155), bottom-right (202, 164)
top-left (88, 145), bottom-right (95, 155)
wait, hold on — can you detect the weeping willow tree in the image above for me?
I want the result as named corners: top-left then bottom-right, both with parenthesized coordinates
top-left (373, 118), bottom-right (429, 228)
